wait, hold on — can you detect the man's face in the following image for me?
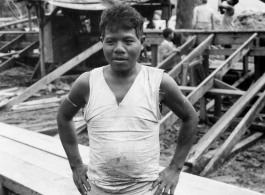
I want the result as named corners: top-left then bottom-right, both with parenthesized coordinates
top-left (102, 28), bottom-right (142, 72)
top-left (169, 32), bottom-right (174, 41)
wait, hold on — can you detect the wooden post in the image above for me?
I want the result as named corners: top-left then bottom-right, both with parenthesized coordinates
top-left (26, 2), bottom-right (33, 31)
top-left (214, 74), bottom-right (222, 117)
top-left (202, 55), bottom-right (209, 76)
top-left (151, 45), bottom-right (158, 67)
top-left (242, 56), bottom-right (248, 76)
top-left (0, 184), bottom-right (7, 195)
top-left (36, 4), bottom-right (46, 78)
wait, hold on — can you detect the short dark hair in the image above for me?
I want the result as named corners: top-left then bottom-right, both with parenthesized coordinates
top-left (100, 4), bottom-right (144, 39)
top-left (231, 0), bottom-right (239, 6)
top-left (162, 28), bottom-right (173, 38)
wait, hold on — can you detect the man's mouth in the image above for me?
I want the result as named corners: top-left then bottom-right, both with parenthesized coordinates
top-left (113, 58), bottom-right (127, 62)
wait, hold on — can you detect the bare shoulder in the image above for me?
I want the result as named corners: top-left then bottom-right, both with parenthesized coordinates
top-left (68, 71), bottom-right (91, 107)
top-left (160, 72), bottom-right (183, 101)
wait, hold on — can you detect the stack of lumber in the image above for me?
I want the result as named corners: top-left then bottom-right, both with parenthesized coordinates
top-left (11, 96), bottom-right (63, 112)
top-left (0, 87), bottom-right (24, 108)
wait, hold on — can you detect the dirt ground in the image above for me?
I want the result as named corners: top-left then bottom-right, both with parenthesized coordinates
top-left (0, 66), bottom-right (264, 194)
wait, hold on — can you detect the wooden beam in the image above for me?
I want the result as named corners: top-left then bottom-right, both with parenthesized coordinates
top-left (0, 17), bottom-right (37, 29)
top-left (214, 79), bottom-right (240, 91)
top-left (5, 42), bottom-right (102, 108)
top-left (145, 30), bottom-right (265, 45)
top-left (203, 48), bottom-right (265, 56)
top-left (186, 72), bottom-right (265, 169)
top-left (168, 34), bottom-right (214, 79)
top-left (0, 41), bottom-right (39, 72)
top-left (201, 87), bottom-right (265, 176)
top-left (208, 116), bottom-right (265, 133)
top-left (0, 34), bottom-right (25, 53)
top-left (233, 70), bottom-right (254, 87)
top-left (186, 131), bottom-right (264, 174)
top-left (156, 36), bottom-right (196, 70)
top-left (216, 33), bottom-right (257, 78)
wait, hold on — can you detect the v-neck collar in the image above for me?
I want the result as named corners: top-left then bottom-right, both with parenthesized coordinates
top-left (102, 65), bottom-right (143, 106)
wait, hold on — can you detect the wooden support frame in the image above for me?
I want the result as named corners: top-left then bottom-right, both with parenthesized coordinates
top-left (201, 85), bottom-right (265, 176)
top-left (186, 71), bottom-right (265, 169)
top-left (168, 34), bottom-right (214, 79)
top-left (5, 42), bottom-right (102, 108)
top-left (183, 33), bottom-right (257, 167)
top-left (159, 34), bottom-right (214, 134)
top-left (0, 41), bottom-right (39, 72)
top-left (0, 34), bottom-right (25, 53)
top-left (203, 48), bottom-right (265, 56)
top-left (157, 36), bottom-right (196, 70)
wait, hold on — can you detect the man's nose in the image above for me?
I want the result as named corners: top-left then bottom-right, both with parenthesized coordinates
top-left (114, 41), bottom-right (125, 53)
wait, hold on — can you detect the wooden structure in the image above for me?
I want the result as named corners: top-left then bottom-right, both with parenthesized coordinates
top-left (0, 122), bottom-right (263, 195)
top-left (0, 31), bottom-right (39, 72)
top-left (145, 29), bottom-right (265, 175)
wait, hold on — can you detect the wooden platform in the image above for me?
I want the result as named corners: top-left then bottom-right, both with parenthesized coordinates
top-left (0, 122), bottom-right (262, 195)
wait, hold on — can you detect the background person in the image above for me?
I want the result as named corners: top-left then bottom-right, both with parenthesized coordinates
top-left (158, 28), bottom-right (180, 63)
top-left (192, 0), bottom-right (215, 30)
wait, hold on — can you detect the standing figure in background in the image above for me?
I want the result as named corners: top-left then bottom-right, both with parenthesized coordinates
top-left (159, 28), bottom-right (180, 62)
top-left (218, 0), bottom-right (239, 30)
top-left (192, 0), bottom-right (215, 30)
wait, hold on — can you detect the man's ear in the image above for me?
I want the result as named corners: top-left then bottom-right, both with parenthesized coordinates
top-left (100, 36), bottom-right (104, 43)
top-left (140, 36), bottom-right (145, 44)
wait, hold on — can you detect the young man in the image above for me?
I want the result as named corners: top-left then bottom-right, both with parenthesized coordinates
top-left (57, 4), bottom-right (198, 195)
top-left (158, 28), bottom-right (180, 63)
top-left (192, 0), bottom-right (215, 30)
top-left (218, 0), bottom-right (239, 30)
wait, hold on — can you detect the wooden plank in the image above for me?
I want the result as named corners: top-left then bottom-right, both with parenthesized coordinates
top-left (0, 136), bottom-right (72, 178)
top-left (5, 42), bottom-right (102, 108)
top-left (186, 72), bottom-right (265, 169)
top-left (0, 17), bottom-right (37, 29)
top-left (217, 33), bottom-right (258, 78)
top-left (188, 131), bottom-right (264, 174)
top-left (201, 88), bottom-right (265, 176)
top-left (208, 116), bottom-right (265, 133)
top-left (203, 48), bottom-right (265, 56)
top-left (145, 30), bottom-right (265, 45)
top-left (0, 151), bottom-right (79, 195)
top-left (168, 34), bottom-right (214, 79)
top-left (214, 79), bottom-right (241, 91)
top-left (156, 36), bottom-right (196, 70)
top-left (0, 123), bottom-right (262, 195)
top-left (0, 34), bottom-right (25, 53)
top-left (233, 70), bottom-right (254, 87)
top-left (0, 122), bottom-right (90, 163)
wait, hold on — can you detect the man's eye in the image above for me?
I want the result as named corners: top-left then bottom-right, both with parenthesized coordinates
top-left (125, 40), bottom-right (134, 44)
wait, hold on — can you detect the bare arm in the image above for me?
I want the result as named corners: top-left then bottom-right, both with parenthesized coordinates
top-left (57, 72), bottom-right (90, 195)
top-left (151, 73), bottom-right (198, 195)
top-left (192, 7), bottom-right (197, 29)
top-left (218, 0), bottom-right (234, 16)
top-left (211, 13), bottom-right (215, 30)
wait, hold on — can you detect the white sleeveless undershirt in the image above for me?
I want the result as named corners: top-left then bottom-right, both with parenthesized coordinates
top-left (83, 65), bottom-right (164, 194)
